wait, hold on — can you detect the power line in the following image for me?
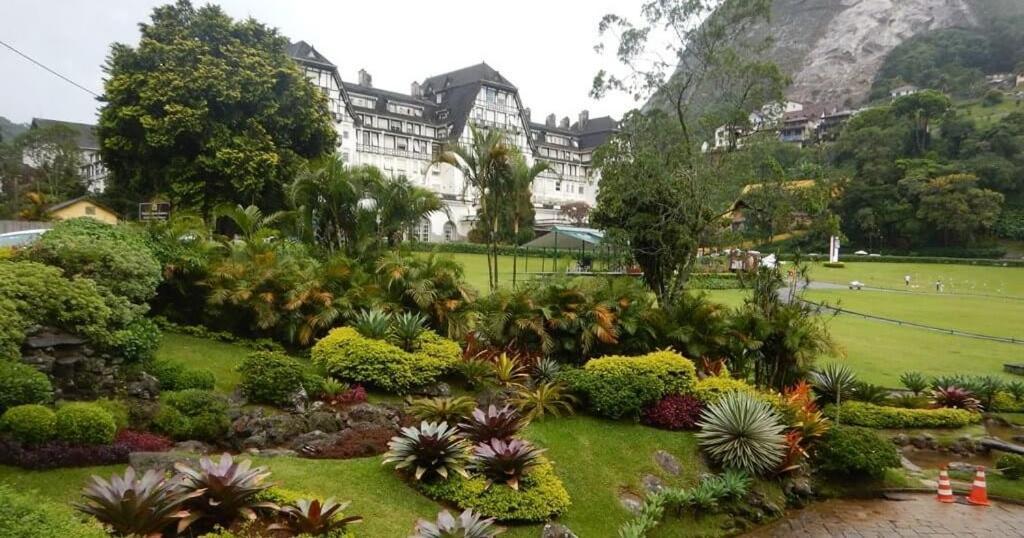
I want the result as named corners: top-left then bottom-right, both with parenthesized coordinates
top-left (0, 38), bottom-right (100, 98)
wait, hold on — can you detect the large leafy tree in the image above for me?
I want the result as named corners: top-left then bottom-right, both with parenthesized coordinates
top-left (590, 0), bottom-right (786, 307)
top-left (98, 0), bottom-right (336, 216)
top-left (916, 174), bottom-right (1004, 245)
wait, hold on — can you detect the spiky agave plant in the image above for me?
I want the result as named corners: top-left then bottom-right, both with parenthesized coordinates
top-left (458, 405), bottom-right (528, 443)
top-left (511, 382), bottom-right (577, 421)
top-left (268, 498), bottom-right (363, 536)
top-left (391, 311), bottom-right (428, 351)
top-left (75, 467), bottom-right (204, 537)
top-left (808, 362), bottom-right (858, 406)
top-left (931, 386), bottom-right (983, 412)
top-left (411, 508), bottom-right (502, 538)
top-left (382, 421), bottom-right (470, 481)
top-left (696, 392), bottom-right (786, 476)
top-left (175, 453), bottom-right (275, 525)
top-left (352, 308), bottom-right (392, 340)
top-left (407, 396), bottom-right (478, 423)
top-left (471, 438), bottom-right (545, 490)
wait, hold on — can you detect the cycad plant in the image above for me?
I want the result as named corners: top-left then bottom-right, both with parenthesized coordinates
top-left (407, 396), bottom-right (479, 423)
top-left (696, 392), bottom-right (786, 476)
top-left (382, 421), bottom-right (470, 481)
top-left (269, 498), bottom-right (363, 536)
top-left (175, 454), bottom-right (275, 525)
top-left (412, 508), bottom-right (502, 538)
top-left (459, 405), bottom-right (528, 443)
top-left (352, 308), bottom-right (392, 340)
top-left (75, 467), bottom-right (203, 537)
top-left (390, 311), bottom-right (427, 351)
top-left (899, 371), bottom-right (929, 396)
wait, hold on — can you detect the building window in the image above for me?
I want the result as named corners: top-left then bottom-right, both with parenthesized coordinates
top-left (416, 218), bottom-right (431, 242)
top-left (443, 221), bottom-right (456, 242)
top-left (555, 181), bottom-right (561, 192)
top-left (85, 206), bottom-right (96, 216)
top-left (579, 185), bottom-right (584, 194)
top-left (342, 130), bottom-right (349, 139)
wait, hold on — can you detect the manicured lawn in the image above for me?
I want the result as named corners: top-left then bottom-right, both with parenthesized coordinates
top-left (0, 415), bottom-right (749, 537)
top-left (808, 261), bottom-right (1024, 296)
top-left (155, 332), bottom-right (247, 392)
top-left (417, 251), bottom-right (604, 292)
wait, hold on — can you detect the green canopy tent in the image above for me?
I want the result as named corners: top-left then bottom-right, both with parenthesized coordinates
top-left (522, 225), bottom-right (604, 250)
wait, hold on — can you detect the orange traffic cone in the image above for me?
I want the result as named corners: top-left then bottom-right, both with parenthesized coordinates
top-left (936, 466), bottom-right (955, 503)
top-left (967, 466), bottom-right (991, 506)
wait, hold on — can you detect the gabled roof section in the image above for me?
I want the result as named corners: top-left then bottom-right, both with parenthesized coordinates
top-left (30, 118), bottom-right (99, 150)
top-left (420, 63), bottom-right (525, 143)
top-left (421, 62), bottom-right (515, 93)
top-left (46, 195), bottom-right (119, 216)
top-left (286, 40), bottom-right (335, 68)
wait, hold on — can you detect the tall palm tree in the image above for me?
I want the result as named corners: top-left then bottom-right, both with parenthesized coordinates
top-left (211, 203), bottom-right (288, 245)
top-left (507, 154), bottom-right (549, 286)
top-left (288, 157), bottom-right (381, 254)
top-left (434, 125), bottom-right (513, 291)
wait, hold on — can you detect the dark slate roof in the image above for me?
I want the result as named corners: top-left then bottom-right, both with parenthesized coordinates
top-left (286, 40), bottom-right (335, 68)
top-left (530, 115), bottom-right (619, 150)
top-left (341, 82), bottom-right (440, 122)
top-left (30, 118), bottom-right (99, 150)
top-left (421, 63), bottom-right (522, 141)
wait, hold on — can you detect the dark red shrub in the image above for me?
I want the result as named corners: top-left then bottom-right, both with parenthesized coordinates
top-left (325, 384), bottom-right (367, 407)
top-left (114, 429), bottom-right (174, 452)
top-left (0, 438), bottom-right (129, 469)
top-left (642, 394), bottom-right (704, 430)
top-left (302, 425), bottom-right (394, 459)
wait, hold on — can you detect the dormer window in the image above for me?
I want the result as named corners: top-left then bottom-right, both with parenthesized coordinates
top-left (436, 92), bottom-right (444, 104)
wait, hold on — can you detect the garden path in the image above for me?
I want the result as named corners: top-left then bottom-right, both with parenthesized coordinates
top-left (743, 495), bottom-right (1024, 537)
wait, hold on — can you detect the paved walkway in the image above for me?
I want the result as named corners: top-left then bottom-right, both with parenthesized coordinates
top-left (743, 495), bottom-right (1024, 537)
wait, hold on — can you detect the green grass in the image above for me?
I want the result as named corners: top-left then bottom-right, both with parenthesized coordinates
top-left (420, 251), bottom-right (609, 293)
top-left (955, 96), bottom-right (1024, 129)
top-left (154, 332), bottom-right (247, 393)
top-left (808, 261), bottom-right (1024, 296)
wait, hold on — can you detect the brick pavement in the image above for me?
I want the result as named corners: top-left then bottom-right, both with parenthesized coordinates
top-left (743, 495), bottom-right (1024, 537)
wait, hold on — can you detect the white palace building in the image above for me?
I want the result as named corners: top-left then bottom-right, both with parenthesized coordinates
top-left (286, 41), bottom-right (617, 243)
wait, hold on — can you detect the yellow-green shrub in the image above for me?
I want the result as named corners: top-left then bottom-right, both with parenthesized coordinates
top-left (54, 403), bottom-right (117, 445)
top-left (823, 401), bottom-right (981, 429)
top-left (311, 327), bottom-right (460, 394)
top-left (415, 458), bottom-right (570, 522)
top-left (562, 350), bottom-right (697, 418)
top-left (1, 404), bottom-right (56, 444)
top-left (692, 376), bottom-right (757, 404)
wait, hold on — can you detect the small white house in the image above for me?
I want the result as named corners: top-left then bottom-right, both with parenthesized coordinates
top-left (890, 84), bottom-right (920, 99)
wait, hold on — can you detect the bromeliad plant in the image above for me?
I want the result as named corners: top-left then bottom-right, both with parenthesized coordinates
top-left (471, 438), bottom-right (546, 490)
top-left (511, 382), bottom-right (577, 421)
top-left (269, 498), bottom-right (363, 536)
top-left (458, 405), bottom-right (528, 443)
top-left (175, 454), bottom-right (275, 525)
top-left (75, 467), bottom-right (204, 537)
top-left (382, 421), bottom-right (471, 481)
top-left (931, 386), bottom-right (983, 412)
top-left (407, 396), bottom-right (479, 423)
top-left (412, 508), bottom-right (502, 538)
top-left (696, 391), bottom-right (786, 476)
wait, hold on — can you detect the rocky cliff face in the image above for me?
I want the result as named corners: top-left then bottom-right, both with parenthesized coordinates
top-left (776, 0), bottom-right (978, 106)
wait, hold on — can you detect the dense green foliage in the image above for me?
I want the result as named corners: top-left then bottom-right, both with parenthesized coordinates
top-left (54, 403), bottom-right (117, 445)
top-left (0, 261), bottom-right (160, 362)
top-left (19, 218), bottom-right (161, 303)
top-left (824, 401), bottom-right (981, 428)
top-left (814, 426), bottom-right (900, 479)
top-left (155, 389), bottom-right (230, 441)
top-left (0, 361), bottom-right (52, 412)
top-left (692, 376), bottom-right (758, 404)
top-left (561, 350), bottom-right (697, 418)
top-left (0, 484), bottom-right (108, 538)
top-left (998, 454), bottom-right (1024, 480)
top-left (311, 327), bottom-right (460, 394)
top-left (237, 351), bottom-right (318, 406)
top-left (145, 359), bottom-right (216, 391)
top-left (415, 458), bottom-right (570, 523)
top-left (98, 0), bottom-right (336, 215)
top-left (0, 404), bottom-right (57, 444)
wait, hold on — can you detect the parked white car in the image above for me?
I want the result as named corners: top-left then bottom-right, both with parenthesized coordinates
top-left (849, 280), bottom-right (864, 290)
top-left (854, 250), bottom-right (868, 255)
top-left (0, 228), bottom-right (49, 248)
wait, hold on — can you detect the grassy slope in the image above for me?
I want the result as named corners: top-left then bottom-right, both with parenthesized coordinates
top-left (154, 333), bottom-right (247, 393)
top-left (808, 262), bottom-right (1024, 296)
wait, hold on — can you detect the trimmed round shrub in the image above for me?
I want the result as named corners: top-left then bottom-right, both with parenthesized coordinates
top-left (1, 404), bottom-right (56, 444)
top-left (161, 389), bottom-right (228, 417)
top-left (692, 376), bottom-right (757, 405)
top-left (415, 458), bottom-right (570, 522)
top-left (0, 361), bottom-right (52, 413)
top-left (642, 394), bottom-right (704, 430)
top-left (93, 398), bottom-right (130, 431)
top-left (145, 359), bottom-right (215, 391)
top-left (20, 217), bottom-right (161, 303)
top-left (151, 405), bottom-right (190, 440)
top-left (814, 426), bottom-right (900, 479)
top-left (997, 454), bottom-right (1024, 480)
top-left (823, 401), bottom-right (980, 428)
top-left (156, 390), bottom-right (230, 442)
top-left (238, 351), bottom-right (317, 406)
top-left (560, 350), bottom-right (697, 419)
top-left (312, 327), bottom-right (460, 394)
top-left (54, 403), bottom-right (117, 445)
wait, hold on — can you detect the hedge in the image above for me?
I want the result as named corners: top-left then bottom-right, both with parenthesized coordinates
top-left (238, 351), bottom-right (321, 406)
top-left (561, 350), bottom-right (697, 419)
top-left (688, 273), bottom-right (743, 290)
top-left (415, 458), bottom-right (570, 522)
top-left (691, 376), bottom-right (758, 405)
top-left (0, 404), bottom-right (56, 444)
top-left (311, 327), bottom-right (460, 394)
top-left (814, 426), bottom-right (901, 479)
top-left (823, 401), bottom-right (981, 428)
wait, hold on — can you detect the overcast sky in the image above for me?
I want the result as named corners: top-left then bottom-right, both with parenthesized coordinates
top-left (0, 0), bottom-right (653, 126)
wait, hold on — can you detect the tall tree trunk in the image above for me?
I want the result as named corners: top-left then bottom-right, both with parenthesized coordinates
top-left (512, 219), bottom-right (519, 287)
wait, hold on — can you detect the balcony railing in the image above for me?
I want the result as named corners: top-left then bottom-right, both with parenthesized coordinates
top-left (356, 144), bottom-right (431, 160)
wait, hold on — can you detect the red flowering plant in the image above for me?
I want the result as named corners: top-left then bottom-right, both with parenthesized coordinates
top-left (642, 394), bottom-right (704, 430)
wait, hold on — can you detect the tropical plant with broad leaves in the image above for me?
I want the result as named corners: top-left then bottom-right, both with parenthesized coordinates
top-left (511, 382), bottom-right (577, 421)
top-left (458, 405), bottom-right (528, 443)
top-left (352, 308), bottom-right (392, 340)
top-left (175, 454), bottom-right (275, 525)
top-left (471, 438), bottom-right (546, 490)
top-left (268, 498), bottom-right (363, 536)
top-left (376, 253), bottom-right (478, 340)
top-left (808, 362), bottom-right (858, 406)
top-left (931, 386), bottom-right (983, 412)
top-left (412, 508), bottom-right (503, 538)
top-left (407, 396), bottom-right (479, 423)
top-left (382, 421), bottom-right (470, 481)
top-left (531, 357), bottom-right (562, 383)
top-left (696, 391), bottom-right (787, 475)
top-left (74, 467), bottom-right (204, 537)
top-left (390, 311), bottom-right (428, 351)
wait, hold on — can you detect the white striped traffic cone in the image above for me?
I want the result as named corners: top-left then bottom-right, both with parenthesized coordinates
top-left (936, 465), bottom-right (955, 503)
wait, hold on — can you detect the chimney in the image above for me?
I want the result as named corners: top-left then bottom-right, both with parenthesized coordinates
top-left (545, 113), bottom-right (556, 128)
top-left (358, 69), bottom-right (372, 88)
top-left (410, 81), bottom-right (421, 97)
top-left (559, 116), bottom-right (570, 129)
top-left (578, 110), bottom-right (589, 129)
top-left (523, 108), bottom-right (531, 123)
